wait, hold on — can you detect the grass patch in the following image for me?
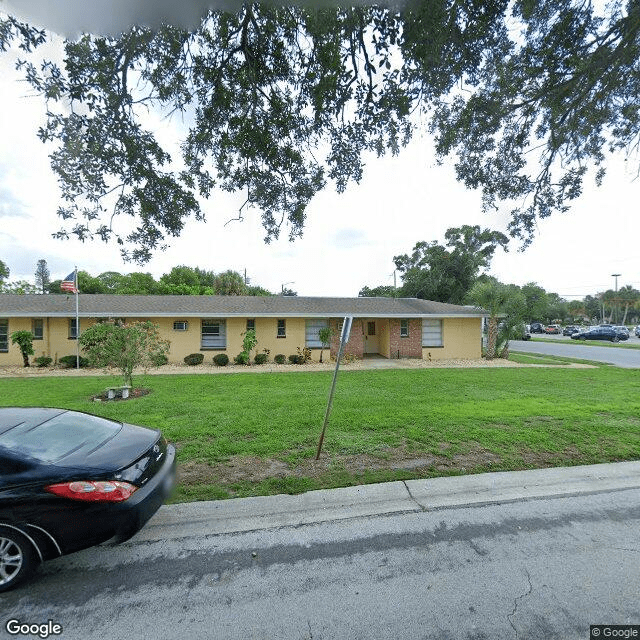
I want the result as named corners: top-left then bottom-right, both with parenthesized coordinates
top-left (509, 352), bottom-right (612, 367)
top-left (2, 367), bottom-right (640, 501)
top-left (531, 337), bottom-right (640, 349)
top-left (508, 352), bottom-right (572, 365)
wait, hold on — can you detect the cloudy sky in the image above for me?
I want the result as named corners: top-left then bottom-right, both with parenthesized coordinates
top-left (1, 2), bottom-right (638, 299)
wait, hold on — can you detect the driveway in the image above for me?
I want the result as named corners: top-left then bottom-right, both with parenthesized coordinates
top-left (511, 339), bottom-right (640, 368)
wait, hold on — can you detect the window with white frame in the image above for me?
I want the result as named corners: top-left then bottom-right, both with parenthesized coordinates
top-left (246, 319), bottom-right (255, 332)
top-left (277, 319), bottom-right (286, 338)
top-left (201, 320), bottom-right (226, 349)
top-left (305, 319), bottom-right (329, 348)
top-left (422, 319), bottom-right (443, 347)
top-left (32, 319), bottom-right (44, 340)
top-left (173, 321), bottom-right (189, 331)
top-left (0, 320), bottom-right (8, 352)
top-left (400, 319), bottom-right (409, 337)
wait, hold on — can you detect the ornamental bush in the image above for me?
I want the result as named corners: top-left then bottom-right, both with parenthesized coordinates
top-left (288, 354), bottom-right (303, 364)
top-left (151, 353), bottom-right (169, 366)
top-left (58, 355), bottom-right (89, 368)
top-left (10, 330), bottom-right (34, 367)
top-left (184, 353), bottom-right (204, 365)
top-left (213, 353), bottom-right (229, 366)
top-left (234, 352), bottom-right (249, 365)
top-left (274, 353), bottom-right (286, 364)
top-left (34, 355), bottom-right (53, 368)
top-left (79, 320), bottom-right (170, 386)
top-left (254, 352), bottom-right (268, 365)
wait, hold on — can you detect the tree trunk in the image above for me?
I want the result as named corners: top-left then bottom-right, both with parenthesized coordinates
top-left (486, 318), bottom-right (498, 360)
top-left (22, 351), bottom-right (30, 367)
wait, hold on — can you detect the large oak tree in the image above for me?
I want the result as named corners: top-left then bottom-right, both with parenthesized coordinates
top-left (1, 1), bottom-right (637, 262)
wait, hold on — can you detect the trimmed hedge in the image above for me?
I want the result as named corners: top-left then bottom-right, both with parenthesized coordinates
top-left (213, 353), bottom-right (229, 366)
top-left (151, 353), bottom-right (169, 366)
top-left (184, 353), bottom-right (204, 366)
top-left (289, 354), bottom-right (304, 364)
top-left (274, 354), bottom-right (286, 364)
top-left (234, 352), bottom-right (249, 365)
top-left (58, 355), bottom-right (89, 368)
top-left (254, 353), bottom-right (268, 365)
top-left (34, 356), bottom-right (53, 368)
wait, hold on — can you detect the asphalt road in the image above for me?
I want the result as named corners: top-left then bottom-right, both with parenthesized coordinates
top-left (3, 484), bottom-right (640, 640)
top-left (511, 336), bottom-right (640, 367)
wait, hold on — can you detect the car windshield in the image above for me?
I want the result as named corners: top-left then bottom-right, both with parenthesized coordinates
top-left (0, 411), bottom-right (122, 463)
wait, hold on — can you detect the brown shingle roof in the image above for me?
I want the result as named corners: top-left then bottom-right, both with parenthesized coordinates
top-left (0, 294), bottom-right (487, 318)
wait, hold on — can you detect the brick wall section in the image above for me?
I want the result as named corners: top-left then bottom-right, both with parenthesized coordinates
top-left (329, 318), bottom-right (364, 359)
top-left (389, 318), bottom-right (422, 358)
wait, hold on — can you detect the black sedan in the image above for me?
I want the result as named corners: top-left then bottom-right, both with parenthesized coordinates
top-left (0, 408), bottom-right (176, 591)
top-left (570, 327), bottom-right (628, 342)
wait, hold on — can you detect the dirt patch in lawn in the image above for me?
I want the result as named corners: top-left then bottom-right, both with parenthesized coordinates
top-left (176, 444), bottom-right (586, 490)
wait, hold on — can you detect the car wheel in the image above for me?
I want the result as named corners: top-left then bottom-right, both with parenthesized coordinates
top-left (613, 336), bottom-right (620, 343)
top-left (0, 527), bottom-right (39, 592)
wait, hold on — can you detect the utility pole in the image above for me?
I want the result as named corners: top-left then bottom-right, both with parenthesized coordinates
top-left (611, 273), bottom-right (621, 324)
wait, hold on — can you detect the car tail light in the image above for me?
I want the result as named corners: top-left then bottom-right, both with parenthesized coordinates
top-left (45, 480), bottom-right (137, 502)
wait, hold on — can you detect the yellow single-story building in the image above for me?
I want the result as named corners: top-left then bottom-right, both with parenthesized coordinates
top-left (0, 294), bottom-right (487, 366)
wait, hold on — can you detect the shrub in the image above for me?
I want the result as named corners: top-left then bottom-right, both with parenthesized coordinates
top-left (34, 356), bottom-right (53, 368)
top-left (10, 330), bottom-right (34, 367)
top-left (213, 353), bottom-right (229, 366)
top-left (242, 329), bottom-right (258, 362)
top-left (254, 352), bottom-right (268, 365)
top-left (297, 346), bottom-right (312, 364)
top-left (234, 352), bottom-right (249, 365)
top-left (274, 353), bottom-right (286, 364)
top-left (288, 354), bottom-right (303, 364)
top-left (58, 355), bottom-right (89, 368)
top-left (184, 353), bottom-right (204, 366)
top-left (151, 353), bottom-right (169, 366)
top-left (80, 320), bottom-right (170, 386)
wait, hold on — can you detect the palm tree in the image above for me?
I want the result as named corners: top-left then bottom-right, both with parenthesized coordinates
top-left (467, 279), bottom-right (511, 360)
top-left (618, 286), bottom-right (639, 326)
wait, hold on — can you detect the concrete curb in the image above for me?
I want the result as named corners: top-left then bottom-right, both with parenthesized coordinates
top-left (135, 461), bottom-right (640, 542)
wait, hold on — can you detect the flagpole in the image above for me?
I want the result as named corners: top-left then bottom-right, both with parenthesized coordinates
top-left (75, 266), bottom-right (80, 370)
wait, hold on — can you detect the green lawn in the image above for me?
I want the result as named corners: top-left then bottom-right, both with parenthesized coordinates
top-left (2, 366), bottom-right (639, 501)
top-left (508, 352), bottom-right (614, 367)
top-left (531, 336), bottom-right (640, 349)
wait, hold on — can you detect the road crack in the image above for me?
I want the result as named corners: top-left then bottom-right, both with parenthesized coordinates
top-left (402, 481), bottom-right (428, 512)
top-left (507, 568), bottom-right (533, 640)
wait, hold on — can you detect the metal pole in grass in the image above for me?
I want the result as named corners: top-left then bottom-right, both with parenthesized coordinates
top-left (315, 315), bottom-right (352, 460)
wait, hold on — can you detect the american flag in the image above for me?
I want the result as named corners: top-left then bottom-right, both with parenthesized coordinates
top-left (60, 272), bottom-right (78, 293)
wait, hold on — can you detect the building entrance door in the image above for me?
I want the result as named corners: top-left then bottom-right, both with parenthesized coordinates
top-left (364, 320), bottom-right (379, 354)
